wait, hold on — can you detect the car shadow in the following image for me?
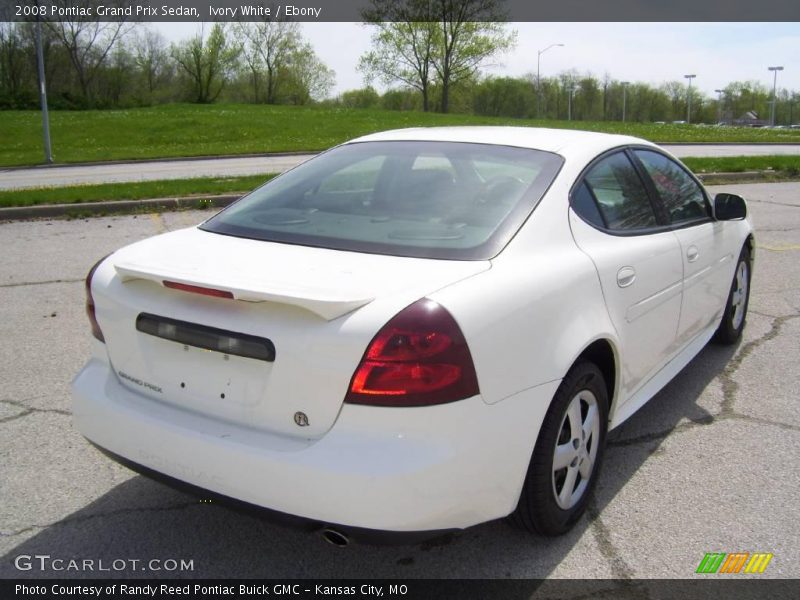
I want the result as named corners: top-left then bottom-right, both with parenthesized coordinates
top-left (1, 341), bottom-right (737, 579)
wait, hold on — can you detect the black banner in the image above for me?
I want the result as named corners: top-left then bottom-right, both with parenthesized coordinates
top-left (3, 579), bottom-right (800, 600)
top-left (2, 0), bottom-right (800, 22)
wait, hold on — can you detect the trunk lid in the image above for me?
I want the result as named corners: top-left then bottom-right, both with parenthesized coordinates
top-left (94, 227), bottom-right (489, 438)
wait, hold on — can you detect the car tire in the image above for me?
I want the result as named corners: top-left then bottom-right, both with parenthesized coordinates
top-left (509, 360), bottom-right (608, 536)
top-left (713, 245), bottom-right (751, 345)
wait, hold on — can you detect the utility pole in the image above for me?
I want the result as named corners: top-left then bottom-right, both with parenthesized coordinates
top-left (34, 14), bottom-right (54, 164)
top-left (714, 89), bottom-right (724, 124)
top-left (621, 81), bottom-right (629, 122)
top-left (567, 85), bottom-right (575, 121)
top-left (536, 43), bottom-right (564, 119)
top-left (684, 74), bottom-right (696, 124)
top-left (768, 66), bottom-right (784, 126)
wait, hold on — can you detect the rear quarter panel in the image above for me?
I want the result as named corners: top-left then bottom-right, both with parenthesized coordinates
top-left (430, 173), bottom-right (620, 408)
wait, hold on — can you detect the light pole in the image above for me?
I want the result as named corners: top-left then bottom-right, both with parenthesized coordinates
top-left (684, 74), bottom-right (696, 124)
top-left (567, 85), bottom-right (575, 121)
top-left (536, 43), bottom-right (564, 119)
top-left (34, 11), bottom-right (53, 164)
top-left (621, 81), bottom-right (629, 122)
top-left (768, 66), bottom-right (784, 126)
top-left (714, 89), bottom-right (724, 123)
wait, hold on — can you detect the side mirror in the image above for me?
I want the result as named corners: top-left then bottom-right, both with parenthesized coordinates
top-left (713, 193), bottom-right (747, 221)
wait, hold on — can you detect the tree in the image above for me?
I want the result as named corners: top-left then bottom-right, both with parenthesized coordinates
top-left (0, 23), bottom-right (35, 107)
top-left (171, 24), bottom-right (240, 104)
top-left (472, 76), bottom-right (534, 118)
top-left (133, 28), bottom-right (170, 96)
top-left (361, 0), bottom-right (515, 113)
top-left (45, 1), bottom-right (132, 106)
top-left (359, 13), bottom-right (438, 111)
top-left (340, 86), bottom-right (381, 109)
top-left (235, 20), bottom-right (300, 104)
top-left (281, 42), bottom-right (335, 104)
top-left (662, 80), bottom-right (684, 121)
top-left (429, 1), bottom-right (515, 113)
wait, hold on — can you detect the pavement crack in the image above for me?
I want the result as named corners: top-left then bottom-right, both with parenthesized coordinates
top-left (756, 244), bottom-right (800, 253)
top-left (749, 198), bottom-right (800, 209)
top-left (0, 501), bottom-right (199, 539)
top-left (0, 277), bottom-right (83, 288)
top-left (719, 313), bottom-right (800, 414)
top-left (608, 417), bottom-right (713, 448)
top-left (0, 398), bottom-right (70, 423)
top-left (0, 408), bottom-right (35, 424)
top-left (610, 410), bottom-right (800, 449)
top-left (586, 501), bottom-right (637, 582)
top-left (728, 413), bottom-right (800, 433)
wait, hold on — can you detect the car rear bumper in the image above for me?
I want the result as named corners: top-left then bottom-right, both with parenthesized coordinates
top-left (72, 352), bottom-right (558, 533)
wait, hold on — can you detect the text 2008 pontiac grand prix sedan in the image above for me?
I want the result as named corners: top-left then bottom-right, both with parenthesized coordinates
top-left (72, 127), bottom-right (753, 545)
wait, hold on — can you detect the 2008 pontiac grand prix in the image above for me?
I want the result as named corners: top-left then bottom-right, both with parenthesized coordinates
top-left (72, 127), bottom-right (753, 545)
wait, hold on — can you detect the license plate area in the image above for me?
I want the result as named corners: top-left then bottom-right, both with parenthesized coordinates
top-left (136, 313), bottom-right (275, 362)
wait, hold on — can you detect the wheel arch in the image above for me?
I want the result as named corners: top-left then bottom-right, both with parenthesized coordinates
top-left (745, 233), bottom-right (755, 263)
top-left (570, 338), bottom-right (620, 423)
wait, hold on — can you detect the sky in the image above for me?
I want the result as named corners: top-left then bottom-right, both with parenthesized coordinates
top-left (153, 22), bottom-right (800, 97)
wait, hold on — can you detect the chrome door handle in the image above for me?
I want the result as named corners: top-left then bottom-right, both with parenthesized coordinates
top-left (687, 246), bottom-right (700, 263)
top-left (617, 266), bottom-right (636, 288)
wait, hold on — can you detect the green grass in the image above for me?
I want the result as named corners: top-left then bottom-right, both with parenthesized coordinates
top-left (0, 173), bottom-right (275, 208)
top-left (682, 155), bottom-right (800, 175)
top-left (2, 103), bottom-right (800, 167)
top-left (1, 155), bottom-right (797, 209)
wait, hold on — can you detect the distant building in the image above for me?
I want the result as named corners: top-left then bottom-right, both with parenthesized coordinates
top-left (729, 111), bottom-right (769, 127)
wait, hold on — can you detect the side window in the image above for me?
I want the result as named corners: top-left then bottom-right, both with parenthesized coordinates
top-left (634, 150), bottom-right (709, 224)
top-left (575, 152), bottom-right (658, 231)
top-left (572, 181), bottom-right (605, 228)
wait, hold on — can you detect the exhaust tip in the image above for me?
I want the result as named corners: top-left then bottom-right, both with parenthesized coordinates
top-left (321, 528), bottom-right (350, 547)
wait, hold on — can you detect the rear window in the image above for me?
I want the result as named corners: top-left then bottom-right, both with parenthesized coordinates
top-left (200, 141), bottom-right (563, 260)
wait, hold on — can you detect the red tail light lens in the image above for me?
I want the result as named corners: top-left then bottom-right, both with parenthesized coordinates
top-left (85, 256), bottom-right (109, 342)
top-left (345, 299), bottom-right (479, 407)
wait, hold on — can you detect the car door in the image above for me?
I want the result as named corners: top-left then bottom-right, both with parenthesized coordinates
top-left (568, 150), bottom-right (683, 402)
top-left (632, 149), bottom-right (735, 346)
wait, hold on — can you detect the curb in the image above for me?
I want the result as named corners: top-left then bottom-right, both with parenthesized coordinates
top-left (661, 142), bottom-right (800, 146)
top-left (0, 151), bottom-right (318, 172)
top-left (696, 171), bottom-right (785, 183)
top-left (0, 194), bottom-right (241, 221)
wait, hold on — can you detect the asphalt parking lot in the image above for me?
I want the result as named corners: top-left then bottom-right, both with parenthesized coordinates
top-left (1, 182), bottom-right (798, 580)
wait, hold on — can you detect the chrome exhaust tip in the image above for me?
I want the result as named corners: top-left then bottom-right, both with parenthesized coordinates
top-left (321, 527), bottom-right (350, 547)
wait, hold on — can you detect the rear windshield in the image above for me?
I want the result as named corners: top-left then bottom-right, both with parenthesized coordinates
top-left (200, 141), bottom-right (563, 260)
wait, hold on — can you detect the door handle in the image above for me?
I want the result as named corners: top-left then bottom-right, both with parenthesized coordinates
top-left (617, 266), bottom-right (636, 288)
top-left (687, 246), bottom-right (700, 263)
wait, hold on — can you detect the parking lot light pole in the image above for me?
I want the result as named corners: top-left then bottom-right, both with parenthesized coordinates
top-left (567, 85), bottom-right (575, 121)
top-left (621, 82), bottom-right (630, 122)
top-left (715, 89), bottom-right (724, 123)
top-left (769, 66), bottom-right (784, 126)
top-left (536, 43), bottom-right (564, 119)
top-left (684, 74), bottom-right (696, 124)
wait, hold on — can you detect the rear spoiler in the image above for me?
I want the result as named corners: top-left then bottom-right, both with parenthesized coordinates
top-left (114, 261), bottom-right (373, 321)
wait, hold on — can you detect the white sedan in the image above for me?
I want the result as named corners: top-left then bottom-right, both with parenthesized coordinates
top-left (72, 127), bottom-right (753, 545)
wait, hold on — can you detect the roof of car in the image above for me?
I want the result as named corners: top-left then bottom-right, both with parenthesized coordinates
top-left (348, 126), bottom-right (657, 156)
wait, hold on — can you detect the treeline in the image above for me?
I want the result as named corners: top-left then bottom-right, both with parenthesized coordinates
top-left (339, 76), bottom-right (800, 125)
top-left (0, 21), bottom-right (334, 109)
top-left (1, 17), bottom-right (798, 125)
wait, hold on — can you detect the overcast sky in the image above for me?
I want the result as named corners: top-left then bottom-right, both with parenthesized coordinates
top-left (153, 22), bottom-right (800, 97)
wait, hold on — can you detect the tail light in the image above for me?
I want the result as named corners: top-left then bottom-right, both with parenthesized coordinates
top-left (85, 256), bottom-right (108, 342)
top-left (345, 299), bottom-right (479, 407)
